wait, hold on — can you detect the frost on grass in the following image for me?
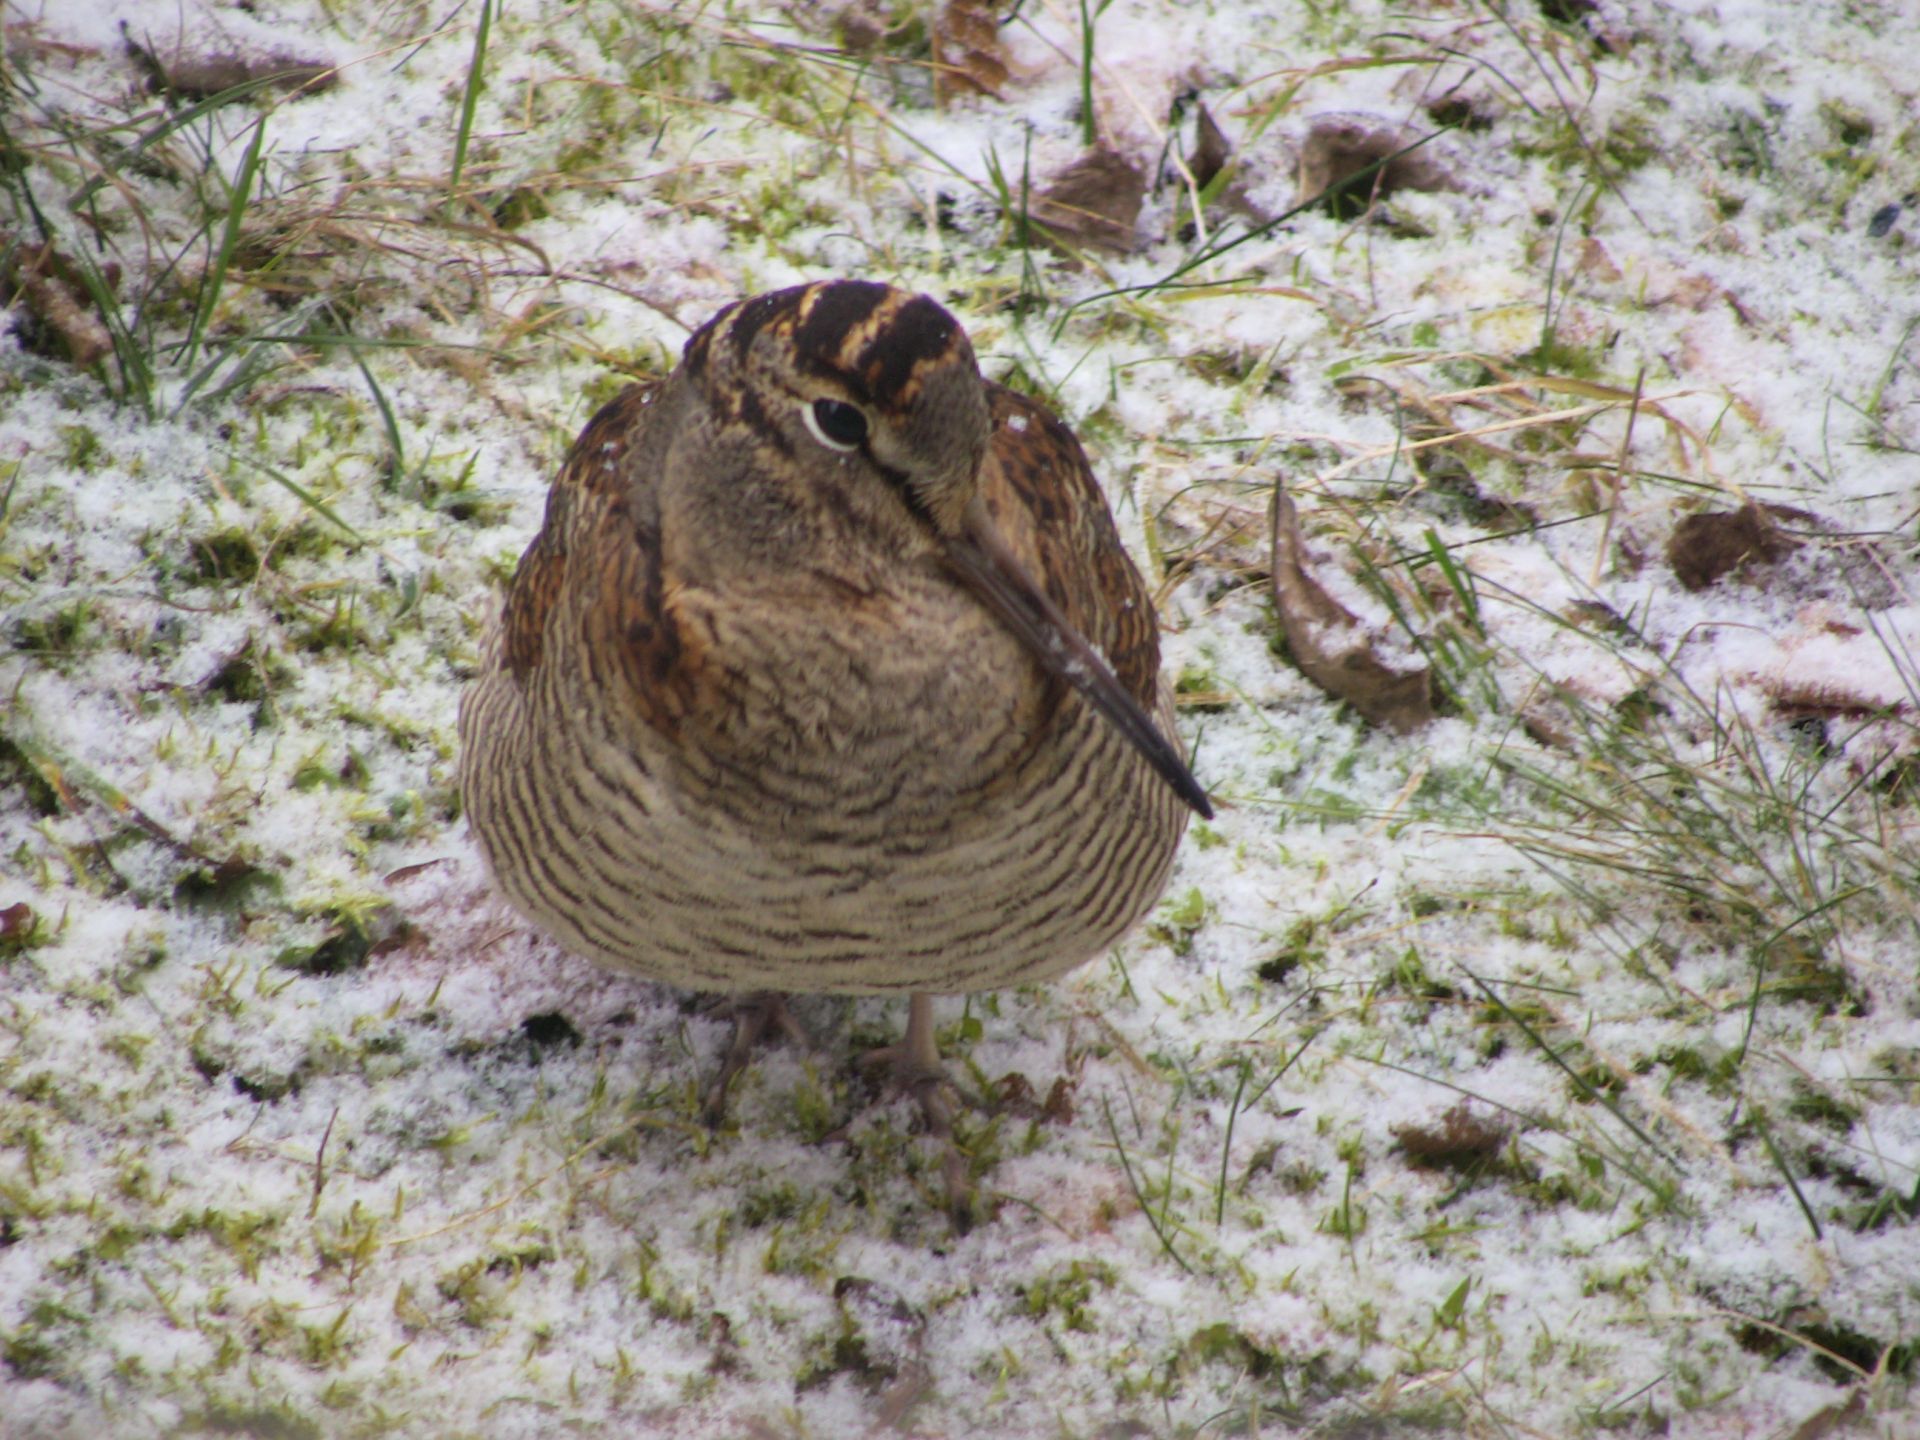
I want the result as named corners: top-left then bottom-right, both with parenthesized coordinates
top-left (2, 0), bottom-right (1918, 1437)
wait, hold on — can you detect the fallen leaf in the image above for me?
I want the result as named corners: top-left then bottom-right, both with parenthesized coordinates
top-left (1393, 1104), bottom-right (1511, 1166)
top-left (1295, 113), bottom-right (1455, 214)
top-left (1754, 603), bottom-right (1913, 718)
top-left (122, 25), bottom-right (335, 100)
top-left (0, 902), bottom-right (36, 950)
top-left (832, 2), bottom-right (889, 53)
top-left (1030, 146), bottom-right (1146, 255)
top-left (0, 234), bottom-right (112, 368)
top-left (1666, 502), bottom-right (1799, 591)
top-left (1575, 237), bottom-right (1622, 281)
top-left (1042, 1076), bottom-right (1076, 1125)
top-left (1189, 100), bottom-right (1232, 190)
top-left (932, 0), bottom-right (1007, 105)
top-left (1788, 1390), bottom-right (1866, 1440)
top-left (1269, 486), bottom-right (1432, 732)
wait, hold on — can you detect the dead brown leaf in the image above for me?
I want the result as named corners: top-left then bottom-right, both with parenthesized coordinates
top-left (0, 231), bottom-right (113, 368)
top-left (1295, 113), bottom-right (1455, 211)
top-left (1030, 146), bottom-right (1146, 256)
top-left (1761, 679), bottom-right (1906, 718)
top-left (1754, 603), bottom-right (1911, 718)
top-left (123, 26), bottom-right (335, 101)
top-left (832, 1), bottom-right (889, 53)
top-left (0, 902), bottom-right (36, 948)
top-left (1666, 502), bottom-right (1800, 591)
top-left (932, 0), bottom-right (1007, 105)
top-left (1786, 1388), bottom-right (1867, 1440)
top-left (1189, 101), bottom-right (1232, 191)
top-left (1574, 237), bottom-right (1622, 281)
top-left (1270, 487), bottom-right (1432, 733)
top-left (1393, 1103), bottom-right (1512, 1166)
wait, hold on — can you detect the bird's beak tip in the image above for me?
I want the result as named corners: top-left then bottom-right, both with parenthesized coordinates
top-left (944, 511), bottom-right (1210, 821)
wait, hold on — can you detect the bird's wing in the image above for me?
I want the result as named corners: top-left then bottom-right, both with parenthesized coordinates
top-left (974, 381), bottom-right (1164, 711)
top-left (498, 380), bottom-right (707, 737)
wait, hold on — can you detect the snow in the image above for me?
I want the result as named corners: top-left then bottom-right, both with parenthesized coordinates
top-left (3, 0), bottom-right (1919, 1435)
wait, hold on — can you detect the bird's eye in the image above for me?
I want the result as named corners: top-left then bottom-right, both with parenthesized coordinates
top-left (804, 398), bottom-right (869, 452)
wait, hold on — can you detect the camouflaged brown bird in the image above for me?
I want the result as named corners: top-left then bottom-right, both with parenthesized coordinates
top-left (459, 280), bottom-right (1209, 1193)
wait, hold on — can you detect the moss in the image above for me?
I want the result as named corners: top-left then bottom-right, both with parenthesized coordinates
top-left (11, 597), bottom-right (93, 660)
top-left (1602, 112), bottom-right (1661, 172)
top-left (4, 1298), bottom-right (91, 1381)
top-left (1019, 1258), bottom-right (1116, 1333)
top-left (1147, 886), bottom-right (1208, 956)
top-left (1256, 915), bottom-right (1325, 983)
top-left (1173, 662), bottom-right (1231, 713)
top-left (189, 526), bottom-right (263, 584)
top-left (277, 902), bottom-right (409, 976)
top-left (200, 636), bottom-right (298, 720)
top-left (172, 857), bottom-right (282, 914)
top-left (1785, 1083), bottom-right (1858, 1134)
top-left (58, 424), bottom-right (106, 472)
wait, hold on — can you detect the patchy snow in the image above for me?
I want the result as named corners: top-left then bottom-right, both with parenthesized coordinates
top-left (2, 0), bottom-right (1918, 1436)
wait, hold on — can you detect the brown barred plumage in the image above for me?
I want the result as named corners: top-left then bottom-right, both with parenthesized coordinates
top-left (458, 281), bottom-right (1207, 1191)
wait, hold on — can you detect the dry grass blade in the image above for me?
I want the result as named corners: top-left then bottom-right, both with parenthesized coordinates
top-left (1312, 383), bottom-right (1701, 488)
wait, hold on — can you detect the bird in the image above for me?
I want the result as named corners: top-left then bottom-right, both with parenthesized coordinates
top-left (458, 279), bottom-right (1210, 1214)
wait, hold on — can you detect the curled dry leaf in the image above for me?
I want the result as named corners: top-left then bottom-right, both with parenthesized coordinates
top-left (1294, 113), bottom-right (1456, 211)
top-left (1030, 146), bottom-right (1146, 256)
top-left (1188, 100), bottom-right (1233, 191)
top-left (1170, 92), bottom-right (1278, 228)
top-left (1666, 502), bottom-right (1800, 591)
top-left (932, 0), bottom-right (1008, 104)
top-left (1269, 486), bottom-right (1432, 733)
top-left (0, 233), bottom-right (112, 368)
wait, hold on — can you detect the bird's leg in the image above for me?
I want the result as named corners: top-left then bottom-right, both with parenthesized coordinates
top-left (701, 992), bottom-right (809, 1125)
top-left (858, 993), bottom-right (973, 1221)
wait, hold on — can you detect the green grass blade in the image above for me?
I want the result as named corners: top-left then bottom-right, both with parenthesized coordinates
top-left (448, 0), bottom-right (494, 207)
top-left (180, 117), bottom-right (267, 379)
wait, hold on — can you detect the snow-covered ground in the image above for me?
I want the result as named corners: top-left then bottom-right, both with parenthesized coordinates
top-left (2, 1), bottom-right (1916, 1435)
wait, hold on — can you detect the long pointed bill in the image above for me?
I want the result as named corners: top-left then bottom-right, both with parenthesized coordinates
top-left (944, 500), bottom-right (1213, 820)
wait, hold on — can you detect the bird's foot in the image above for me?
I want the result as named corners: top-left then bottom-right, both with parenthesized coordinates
top-left (857, 994), bottom-right (978, 1227)
top-left (701, 992), bottom-right (809, 1125)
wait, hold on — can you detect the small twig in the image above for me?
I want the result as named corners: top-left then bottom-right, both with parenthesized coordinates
top-left (1590, 364), bottom-right (1646, 583)
top-left (309, 1106), bottom-right (338, 1218)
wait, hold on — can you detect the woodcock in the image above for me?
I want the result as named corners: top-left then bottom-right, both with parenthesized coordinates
top-left (459, 280), bottom-right (1210, 1207)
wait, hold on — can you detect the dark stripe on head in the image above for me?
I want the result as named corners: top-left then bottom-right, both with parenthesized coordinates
top-left (790, 281), bottom-right (893, 381)
top-left (854, 294), bottom-right (961, 408)
top-left (731, 380), bottom-right (793, 458)
top-left (727, 285), bottom-right (811, 363)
